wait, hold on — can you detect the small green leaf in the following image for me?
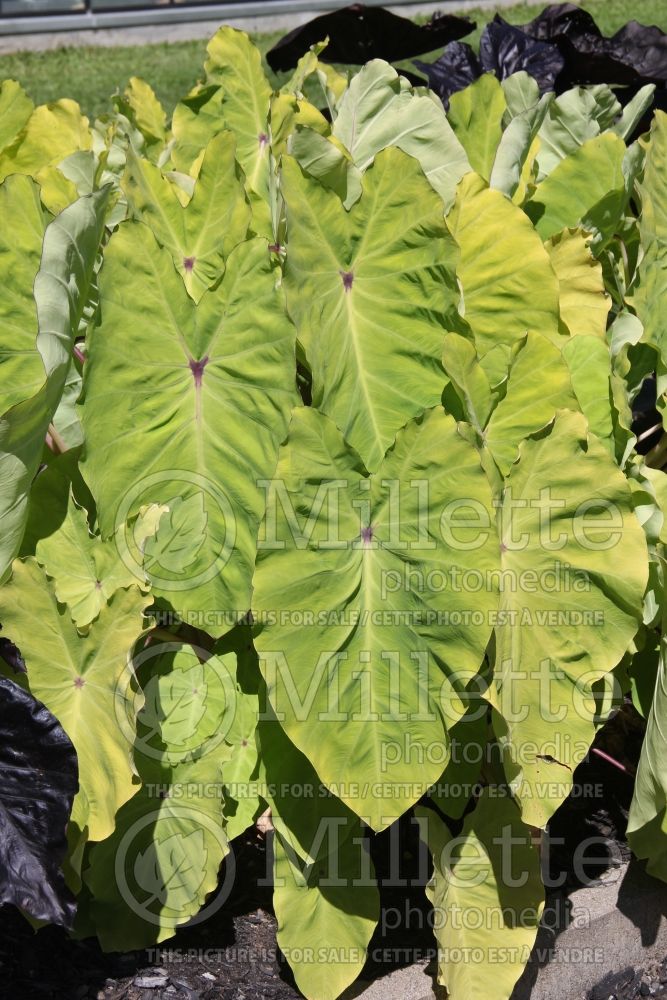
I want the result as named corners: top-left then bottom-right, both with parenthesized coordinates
top-left (123, 131), bottom-right (251, 301)
top-left (35, 494), bottom-right (148, 627)
top-left (484, 332), bottom-right (577, 475)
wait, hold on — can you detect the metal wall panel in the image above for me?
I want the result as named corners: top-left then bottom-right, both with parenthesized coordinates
top-left (1, 0), bottom-right (84, 14)
top-left (89, 0), bottom-right (167, 10)
top-left (0, 0), bottom-right (400, 33)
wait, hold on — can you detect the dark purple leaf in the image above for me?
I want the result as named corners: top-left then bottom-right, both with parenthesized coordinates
top-left (479, 17), bottom-right (565, 94)
top-left (413, 41), bottom-right (480, 105)
top-left (0, 677), bottom-right (78, 927)
top-left (416, 5), bottom-right (666, 108)
top-left (266, 3), bottom-right (474, 72)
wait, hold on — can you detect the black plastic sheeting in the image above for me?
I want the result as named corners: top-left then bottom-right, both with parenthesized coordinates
top-left (0, 677), bottom-right (78, 928)
top-left (267, 3), bottom-right (667, 110)
top-left (265, 4), bottom-right (473, 72)
top-left (522, 3), bottom-right (667, 87)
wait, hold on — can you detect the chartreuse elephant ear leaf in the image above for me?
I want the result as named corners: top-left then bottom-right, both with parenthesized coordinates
top-left (544, 228), bottom-right (610, 338)
top-left (427, 707), bottom-right (488, 821)
top-left (483, 332), bottom-right (577, 476)
top-left (83, 753), bottom-right (231, 949)
top-left (525, 132), bottom-right (627, 246)
top-left (258, 704), bottom-right (358, 864)
top-left (211, 623), bottom-right (262, 841)
top-left (0, 98), bottom-right (91, 183)
top-left (562, 336), bottom-right (617, 458)
top-left (441, 332), bottom-right (495, 436)
top-left (253, 406), bottom-right (499, 831)
top-left (122, 131), bottom-right (251, 301)
top-left (637, 110), bottom-right (667, 250)
top-left (447, 73), bottom-right (507, 182)
top-left (81, 633), bottom-right (248, 948)
top-left (0, 79), bottom-right (33, 154)
top-left (0, 187), bottom-right (110, 583)
top-left (443, 331), bottom-right (576, 478)
top-left (416, 790), bottom-right (543, 1000)
top-left (628, 555), bottom-right (667, 881)
top-left (281, 148), bottom-right (460, 473)
top-left (447, 174), bottom-right (562, 357)
top-left (273, 823), bottom-right (379, 1000)
top-left (170, 84), bottom-right (226, 175)
top-left (628, 113), bottom-right (667, 364)
top-left (0, 175), bottom-right (50, 412)
top-left (627, 241), bottom-right (667, 363)
top-left (0, 558), bottom-right (148, 842)
top-left (489, 74), bottom-right (551, 200)
top-left (204, 27), bottom-right (272, 227)
top-left (288, 126), bottom-right (362, 210)
top-left (81, 222), bottom-right (297, 618)
top-left (330, 60), bottom-right (470, 210)
top-left (535, 84), bottom-right (622, 178)
top-left (19, 447), bottom-right (95, 558)
top-left (491, 410), bottom-right (648, 827)
top-left (115, 76), bottom-right (167, 155)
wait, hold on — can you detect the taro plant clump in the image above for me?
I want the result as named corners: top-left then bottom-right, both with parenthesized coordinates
top-left (1, 26), bottom-right (667, 1000)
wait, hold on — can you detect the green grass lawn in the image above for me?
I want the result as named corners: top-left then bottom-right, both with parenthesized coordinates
top-left (1, 0), bottom-right (666, 121)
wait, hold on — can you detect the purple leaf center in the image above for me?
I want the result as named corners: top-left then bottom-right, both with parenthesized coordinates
top-left (340, 270), bottom-right (354, 292)
top-left (73, 676), bottom-right (86, 689)
top-left (361, 525), bottom-right (374, 545)
top-left (258, 132), bottom-right (269, 148)
top-left (183, 256), bottom-right (196, 272)
top-left (190, 356), bottom-right (209, 388)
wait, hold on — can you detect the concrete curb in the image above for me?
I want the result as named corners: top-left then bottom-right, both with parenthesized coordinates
top-left (341, 861), bottom-right (667, 1000)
